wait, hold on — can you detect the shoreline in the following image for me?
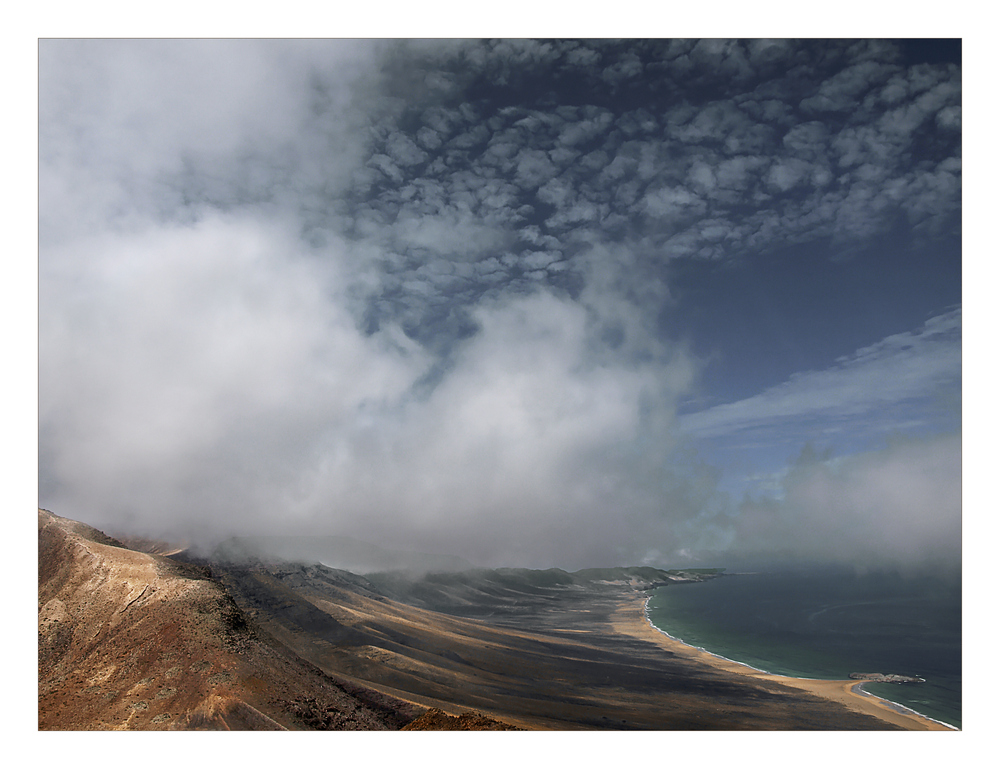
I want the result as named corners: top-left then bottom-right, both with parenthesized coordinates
top-left (848, 682), bottom-right (959, 730)
top-left (621, 592), bottom-right (955, 731)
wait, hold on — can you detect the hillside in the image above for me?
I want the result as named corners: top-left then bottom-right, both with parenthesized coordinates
top-left (38, 509), bottom-right (418, 730)
top-left (40, 508), bottom-right (920, 731)
top-left (212, 559), bottom-right (898, 729)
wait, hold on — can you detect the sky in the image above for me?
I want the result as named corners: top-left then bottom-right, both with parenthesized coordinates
top-left (37, 38), bottom-right (962, 572)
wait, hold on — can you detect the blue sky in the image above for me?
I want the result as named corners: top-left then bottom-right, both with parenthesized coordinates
top-left (37, 39), bottom-right (962, 570)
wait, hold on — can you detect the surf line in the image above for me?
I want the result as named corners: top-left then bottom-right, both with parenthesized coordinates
top-left (642, 594), bottom-right (796, 677)
top-left (850, 682), bottom-right (958, 731)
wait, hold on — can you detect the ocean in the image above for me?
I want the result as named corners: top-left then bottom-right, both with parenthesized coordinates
top-left (644, 567), bottom-right (961, 729)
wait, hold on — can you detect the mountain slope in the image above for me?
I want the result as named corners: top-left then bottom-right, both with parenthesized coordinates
top-left (38, 509), bottom-right (417, 730)
top-left (214, 560), bottom-right (899, 730)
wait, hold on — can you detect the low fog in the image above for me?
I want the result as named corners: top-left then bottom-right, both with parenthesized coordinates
top-left (728, 433), bottom-right (962, 572)
top-left (39, 40), bottom-right (961, 572)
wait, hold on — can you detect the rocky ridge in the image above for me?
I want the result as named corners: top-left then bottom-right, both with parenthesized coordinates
top-left (38, 509), bottom-right (417, 730)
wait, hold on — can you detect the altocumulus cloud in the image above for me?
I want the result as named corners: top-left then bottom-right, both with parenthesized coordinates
top-left (39, 39), bottom-right (961, 569)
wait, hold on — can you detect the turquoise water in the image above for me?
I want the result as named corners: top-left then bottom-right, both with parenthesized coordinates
top-left (645, 568), bottom-right (961, 729)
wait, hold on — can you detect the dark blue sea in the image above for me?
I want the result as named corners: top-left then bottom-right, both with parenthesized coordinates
top-left (645, 567), bottom-right (961, 729)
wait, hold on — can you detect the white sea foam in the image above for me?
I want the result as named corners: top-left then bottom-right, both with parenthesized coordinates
top-left (852, 682), bottom-right (959, 730)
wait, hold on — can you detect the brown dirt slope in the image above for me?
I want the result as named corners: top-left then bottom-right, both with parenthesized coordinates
top-left (38, 509), bottom-right (418, 730)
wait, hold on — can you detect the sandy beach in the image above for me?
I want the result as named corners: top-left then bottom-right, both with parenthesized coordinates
top-left (618, 592), bottom-right (954, 731)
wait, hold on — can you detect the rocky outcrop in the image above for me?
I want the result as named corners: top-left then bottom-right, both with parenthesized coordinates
top-left (401, 707), bottom-right (520, 730)
top-left (850, 673), bottom-right (925, 684)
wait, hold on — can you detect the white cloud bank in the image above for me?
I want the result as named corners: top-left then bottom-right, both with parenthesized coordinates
top-left (38, 209), bottom-right (703, 567)
top-left (732, 432), bottom-right (961, 570)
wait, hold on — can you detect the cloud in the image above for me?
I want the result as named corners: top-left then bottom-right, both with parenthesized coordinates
top-left (601, 52), bottom-right (643, 86)
top-left (732, 432), bottom-right (961, 570)
top-left (800, 60), bottom-right (898, 113)
top-left (39, 209), bottom-right (705, 569)
top-left (38, 40), bottom-right (961, 570)
top-left (513, 148), bottom-right (559, 189)
top-left (39, 39), bottom-right (383, 244)
top-left (333, 291), bottom-right (698, 564)
top-left (40, 236), bottom-right (705, 569)
top-left (39, 213), bottom-right (430, 529)
top-left (678, 308), bottom-right (961, 442)
top-left (340, 38), bottom-right (960, 301)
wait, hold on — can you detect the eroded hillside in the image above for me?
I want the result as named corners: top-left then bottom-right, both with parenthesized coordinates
top-left (38, 509), bottom-right (417, 730)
